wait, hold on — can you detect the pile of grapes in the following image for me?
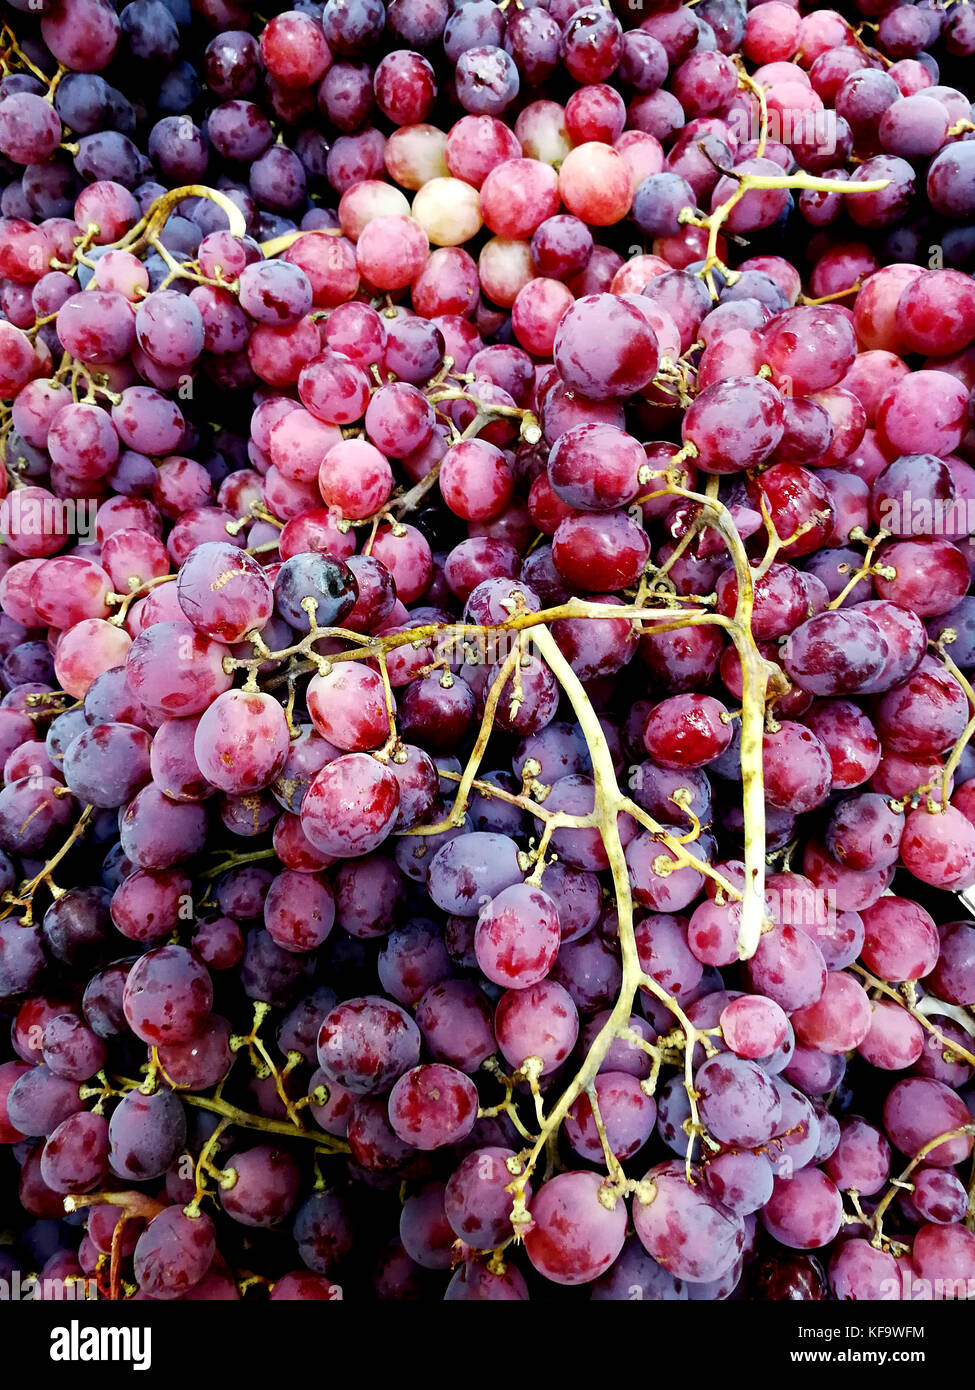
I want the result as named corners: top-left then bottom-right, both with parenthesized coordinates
top-left (1, 0), bottom-right (975, 1305)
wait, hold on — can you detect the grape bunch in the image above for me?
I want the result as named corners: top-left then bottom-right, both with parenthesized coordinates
top-left (0, 0), bottom-right (974, 1307)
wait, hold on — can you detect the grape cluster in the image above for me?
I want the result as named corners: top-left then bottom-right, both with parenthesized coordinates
top-left (0, 0), bottom-right (974, 1306)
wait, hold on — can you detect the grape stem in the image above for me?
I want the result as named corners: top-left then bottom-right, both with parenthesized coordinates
top-left (506, 622), bottom-right (719, 1208)
top-left (26, 175), bottom-right (791, 1223)
top-left (868, 1125), bottom-right (975, 1248)
top-left (734, 62), bottom-right (768, 159)
top-left (64, 1189), bottom-right (165, 1221)
top-left (259, 226), bottom-right (344, 258)
top-left (229, 1000), bottom-right (306, 1128)
top-left (115, 184), bottom-right (247, 253)
top-left (0, 803), bottom-right (94, 925)
top-left (827, 526), bottom-right (891, 609)
top-left (666, 485), bottom-right (778, 956)
top-left (848, 963), bottom-right (975, 1067)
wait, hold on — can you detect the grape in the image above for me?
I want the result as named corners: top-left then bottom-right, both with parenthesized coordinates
top-left (377, 921), bottom-right (450, 1006)
top-left (763, 722), bottom-right (832, 814)
top-left (149, 717), bottom-right (212, 803)
top-left (157, 1014), bottom-right (233, 1091)
top-left (926, 923), bottom-right (975, 1006)
top-left (633, 1160), bottom-right (745, 1283)
top-left (825, 793), bottom-right (903, 871)
top-left (0, 93), bottom-right (63, 166)
top-left (335, 854), bottom-right (403, 937)
top-left (591, 1236), bottom-right (686, 1301)
top-left (760, 1169), bottom-right (843, 1250)
top-left (910, 1168), bottom-right (969, 1226)
top-left (307, 662), bottom-right (391, 754)
top-left (193, 916), bottom-right (243, 971)
top-left (82, 961), bottom-right (134, 1040)
top-left (119, 785), bottom-right (207, 869)
top-left (804, 700), bottom-right (881, 791)
top-left (55, 620), bottom-right (133, 699)
top-left (531, 215), bottom-right (593, 281)
top-left (264, 871), bottom-right (335, 953)
top-left (696, 1054), bottom-right (782, 1147)
top-left (0, 920), bottom-right (46, 997)
top-left (63, 722), bottom-right (152, 807)
top-left (7, 1066), bottom-right (83, 1138)
top-left (704, 1150), bottom-right (774, 1219)
top-left (883, 1078), bottom-right (973, 1168)
top-left (791, 972), bottom-right (873, 1054)
top-left (719, 996), bottom-right (789, 1060)
top-left (474, 882), bottom-right (560, 989)
top-left (126, 620), bottom-right (233, 717)
top-left (176, 542), bottom-right (272, 642)
top-left (552, 932), bottom-right (623, 1013)
top-left (439, 438), bottom-right (513, 523)
top-left (0, 777), bottom-right (75, 856)
top-left (858, 1000), bottom-right (925, 1072)
top-left (40, 1110), bottom-right (109, 1194)
top-left (913, 1223), bottom-right (975, 1288)
top-left (270, 1272), bottom-right (342, 1302)
top-left (343, 555), bottom-right (397, 633)
top-left (392, 1183), bottom-right (452, 1271)
top-left (495, 980), bottom-right (578, 1074)
top-left (273, 553), bottom-right (358, 633)
top-left (292, 1189), bottom-right (355, 1273)
top-left (415, 979), bottom-right (496, 1070)
top-left (683, 377), bottom-right (784, 474)
top-left (643, 694), bottom-right (733, 769)
top-left (220, 1145), bottom-right (300, 1228)
top-left (860, 897), bottom-right (940, 982)
top-left (87, 1200), bottom-right (143, 1258)
top-left (829, 1239), bottom-right (901, 1301)
top-left (317, 996), bottom-right (421, 1095)
top-left (635, 914), bottom-right (703, 998)
top-left (749, 1251), bottom-right (828, 1300)
top-left (426, 831), bottom-right (522, 916)
top-left (388, 1063), bottom-right (478, 1149)
top-left (633, 173), bottom-right (696, 239)
top-left (346, 1094), bottom-right (415, 1173)
top-left (445, 1262), bottom-right (528, 1301)
top-left (122, 945), bottom-right (213, 1046)
top-left (41, 1014), bottom-right (106, 1081)
top-left (365, 384), bottom-right (434, 460)
top-left (781, 611), bottom-right (889, 697)
top-left (193, 690), bottom-right (290, 793)
top-left (565, 1072), bottom-right (656, 1163)
top-left (108, 1085), bottom-right (186, 1180)
top-left (301, 754), bottom-right (400, 857)
top-left (901, 806), bottom-right (975, 890)
top-left (239, 929), bottom-right (313, 1008)
top-left (553, 294), bottom-right (659, 400)
top-left (444, 1147), bottom-right (527, 1250)
top-left (823, 1116), bottom-right (890, 1196)
top-left (553, 512), bottom-right (650, 592)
